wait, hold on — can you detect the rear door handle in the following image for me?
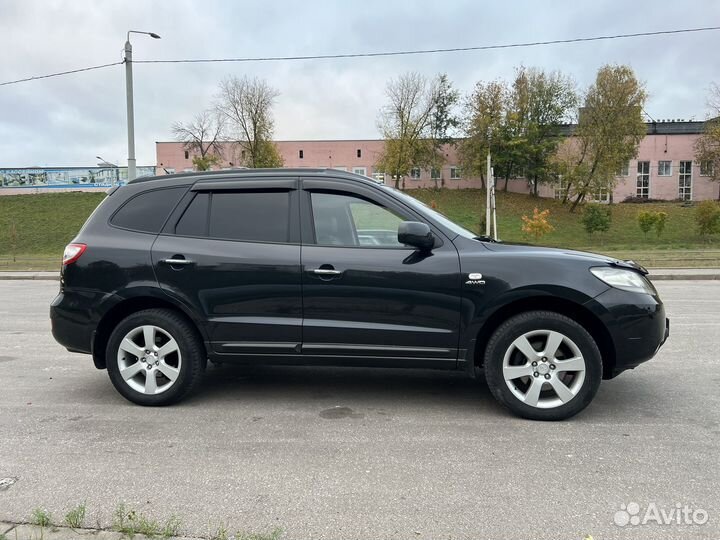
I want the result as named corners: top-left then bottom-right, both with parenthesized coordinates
top-left (161, 258), bottom-right (193, 265)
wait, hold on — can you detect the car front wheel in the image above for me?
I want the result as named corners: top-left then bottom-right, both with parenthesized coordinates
top-left (484, 311), bottom-right (602, 421)
top-left (106, 308), bottom-right (206, 406)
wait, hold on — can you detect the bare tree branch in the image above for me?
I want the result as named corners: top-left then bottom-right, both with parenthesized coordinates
top-left (171, 109), bottom-right (225, 160)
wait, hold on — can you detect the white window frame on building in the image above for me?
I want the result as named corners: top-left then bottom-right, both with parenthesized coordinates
top-left (617, 162), bottom-right (630, 176)
top-left (636, 161), bottom-right (650, 198)
top-left (352, 167), bottom-right (367, 176)
top-left (430, 167), bottom-right (441, 180)
top-left (372, 168), bottom-right (386, 184)
top-left (699, 160), bottom-right (714, 177)
top-left (589, 188), bottom-right (610, 204)
top-left (554, 176), bottom-right (569, 200)
top-left (333, 166), bottom-right (348, 172)
top-left (410, 167), bottom-right (421, 180)
top-left (657, 160), bottom-right (672, 176)
top-left (678, 160), bottom-right (692, 201)
top-left (450, 166), bottom-right (461, 180)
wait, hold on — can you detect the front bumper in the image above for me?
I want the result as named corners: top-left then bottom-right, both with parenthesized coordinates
top-left (589, 287), bottom-right (669, 378)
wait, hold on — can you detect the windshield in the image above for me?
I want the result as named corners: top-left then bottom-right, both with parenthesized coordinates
top-left (381, 185), bottom-right (477, 239)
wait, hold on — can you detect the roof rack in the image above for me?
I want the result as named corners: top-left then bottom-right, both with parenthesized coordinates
top-left (128, 167), bottom-right (371, 185)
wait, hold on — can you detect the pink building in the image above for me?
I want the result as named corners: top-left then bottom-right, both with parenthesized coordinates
top-left (155, 121), bottom-right (718, 201)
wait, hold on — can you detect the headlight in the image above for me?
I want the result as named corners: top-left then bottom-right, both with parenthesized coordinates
top-left (590, 267), bottom-right (656, 295)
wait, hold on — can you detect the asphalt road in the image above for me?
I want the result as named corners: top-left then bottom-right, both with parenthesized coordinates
top-left (1, 280), bottom-right (718, 540)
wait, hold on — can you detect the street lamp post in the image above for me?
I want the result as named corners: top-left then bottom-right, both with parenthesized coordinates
top-left (124, 30), bottom-right (160, 182)
top-left (96, 156), bottom-right (119, 186)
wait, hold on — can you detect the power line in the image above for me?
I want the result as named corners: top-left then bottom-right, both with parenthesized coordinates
top-left (0, 61), bottom-right (123, 87)
top-left (134, 26), bottom-right (720, 64)
top-left (1, 25), bottom-right (719, 87)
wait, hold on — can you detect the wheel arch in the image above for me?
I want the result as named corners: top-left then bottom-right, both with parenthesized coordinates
top-left (92, 294), bottom-right (208, 370)
top-left (473, 295), bottom-right (617, 379)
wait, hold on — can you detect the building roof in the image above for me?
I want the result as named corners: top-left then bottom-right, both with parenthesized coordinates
top-left (156, 120), bottom-right (709, 146)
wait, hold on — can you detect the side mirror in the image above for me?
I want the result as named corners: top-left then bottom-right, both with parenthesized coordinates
top-left (398, 221), bottom-right (434, 251)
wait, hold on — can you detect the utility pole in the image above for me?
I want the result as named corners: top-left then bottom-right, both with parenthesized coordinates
top-left (124, 31), bottom-right (160, 181)
top-left (485, 130), bottom-right (492, 238)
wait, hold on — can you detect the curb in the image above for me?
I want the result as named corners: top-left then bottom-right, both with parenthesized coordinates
top-left (648, 274), bottom-right (720, 281)
top-left (0, 274), bottom-right (60, 281)
top-left (0, 521), bottom-right (199, 540)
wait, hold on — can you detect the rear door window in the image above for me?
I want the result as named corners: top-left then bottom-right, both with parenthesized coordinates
top-left (111, 187), bottom-right (186, 233)
top-left (208, 191), bottom-right (291, 243)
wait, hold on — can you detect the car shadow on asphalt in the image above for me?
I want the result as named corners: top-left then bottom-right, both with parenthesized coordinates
top-left (171, 361), bottom-right (662, 423)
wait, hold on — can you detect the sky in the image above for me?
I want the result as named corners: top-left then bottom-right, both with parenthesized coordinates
top-left (1, 0), bottom-right (719, 167)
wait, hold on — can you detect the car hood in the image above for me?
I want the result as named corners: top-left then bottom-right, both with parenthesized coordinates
top-left (478, 241), bottom-right (648, 274)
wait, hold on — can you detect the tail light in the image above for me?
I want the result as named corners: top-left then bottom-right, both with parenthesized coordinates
top-left (62, 243), bottom-right (87, 265)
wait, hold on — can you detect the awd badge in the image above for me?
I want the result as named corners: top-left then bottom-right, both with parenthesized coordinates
top-left (466, 273), bottom-right (485, 285)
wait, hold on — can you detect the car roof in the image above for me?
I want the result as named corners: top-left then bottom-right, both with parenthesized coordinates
top-left (128, 168), bottom-right (380, 187)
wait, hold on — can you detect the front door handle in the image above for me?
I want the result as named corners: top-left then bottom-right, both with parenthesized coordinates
top-left (312, 268), bottom-right (343, 275)
top-left (161, 258), bottom-right (194, 265)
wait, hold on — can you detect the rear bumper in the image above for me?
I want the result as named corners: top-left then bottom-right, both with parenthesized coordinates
top-left (50, 290), bottom-right (97, 355)
top-left (590, 287), bottom-right (668, 378)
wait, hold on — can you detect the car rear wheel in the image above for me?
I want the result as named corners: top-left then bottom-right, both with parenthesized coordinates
top-left (106, 308), bottom-right (206, 406)
top-left (484, 311), bottom-right (602, 421)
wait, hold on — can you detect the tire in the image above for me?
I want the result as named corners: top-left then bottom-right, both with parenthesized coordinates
top-left (484, 311), bottom-right (602, 421)
top-left (106, 308), bottom-right (206, 406)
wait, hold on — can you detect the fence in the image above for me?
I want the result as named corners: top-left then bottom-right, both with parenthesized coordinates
top-left (0, 166), bottom-right (156, 190)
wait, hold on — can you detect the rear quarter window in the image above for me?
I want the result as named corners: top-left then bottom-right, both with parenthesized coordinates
top-left (110, 187), bottom-right (187, 233)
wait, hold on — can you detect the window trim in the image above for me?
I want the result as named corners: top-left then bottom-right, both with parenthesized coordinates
top-left (636, 161), bottom-right (650, 198)
top-left (306, 189), bottom-right (414, 249)
top-left (699, 160), bottom-right (714, 177)
top-left (166, 182), bottom-right (300, 244)
top-left (299, 178), bottom-right (446, 249)
top-left (657, 160), bottom-right (672, 177)
top-left (108, 185), bottom-right (188, 235)
top-left (450, 166), bottom-right (461, 180)
top-left (678, 160), bottom-right (692, 201)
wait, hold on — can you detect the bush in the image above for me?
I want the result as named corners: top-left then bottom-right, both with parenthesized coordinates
top-left (581, 204), bottom-right (612, 235)
top-left (637, 210), bottom-right (656, 237)
top-left (695, 200), bottom-right (720, 236)
top-left (521, 208), bottom-right (554, 242)
top-left (622, 196), bottom-right (667, 204)
top-left (654, 211), bottom-right (668, 238)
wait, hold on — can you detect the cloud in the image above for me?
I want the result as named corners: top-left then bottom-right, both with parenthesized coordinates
top-left (1, 0), bottom-right (719, 166)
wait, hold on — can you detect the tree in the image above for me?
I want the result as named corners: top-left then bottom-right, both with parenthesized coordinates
top-left (637, 210), bottom-right (656, 238)
top-left (171, 109), bottom-right (225, 163)
top-left (216, 76), bottom-right (284, 168)
top-left (192, 154), bottom-right (222, 171)
top-left (459, 67), bottom-right (576, 193)
top-left (510, 67), bottom-right (577, 196)
top-left (694, 82), bottom-right (720, 192)
top-left (695, 200), bottom-right (720, 237)
top-left (459, 79), bottom-right (508, 189)
top-left (581, 204), bottom-right (612, 236)
top-left (376, 72), bottom-right (443, 188)
top-left (427, 74), bottom-right (460, 188)
top-left (521, 208), bottom-right (554, 242)
top-left (553, 65), bottom-right (647, 212)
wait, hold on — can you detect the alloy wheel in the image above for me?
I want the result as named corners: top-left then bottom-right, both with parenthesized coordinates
top-left (116, 325), bottom-right (182, 395)
top-left (502, 329), bottom-right (586, 409)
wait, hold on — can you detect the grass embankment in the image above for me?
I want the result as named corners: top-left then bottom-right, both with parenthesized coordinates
top-left (0, 192), bottom-right (105, 270)
top-left (408, 188), bottom-right (720, 267)
top-left (0, 189), bottom-right (718, 270)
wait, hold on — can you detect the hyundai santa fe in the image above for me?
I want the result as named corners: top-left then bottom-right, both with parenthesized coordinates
top-left (50, 169), bottom-right (669, 420)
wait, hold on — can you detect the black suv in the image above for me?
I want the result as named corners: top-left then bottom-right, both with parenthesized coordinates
top-left (50, 169), bottom-right (668, 420)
